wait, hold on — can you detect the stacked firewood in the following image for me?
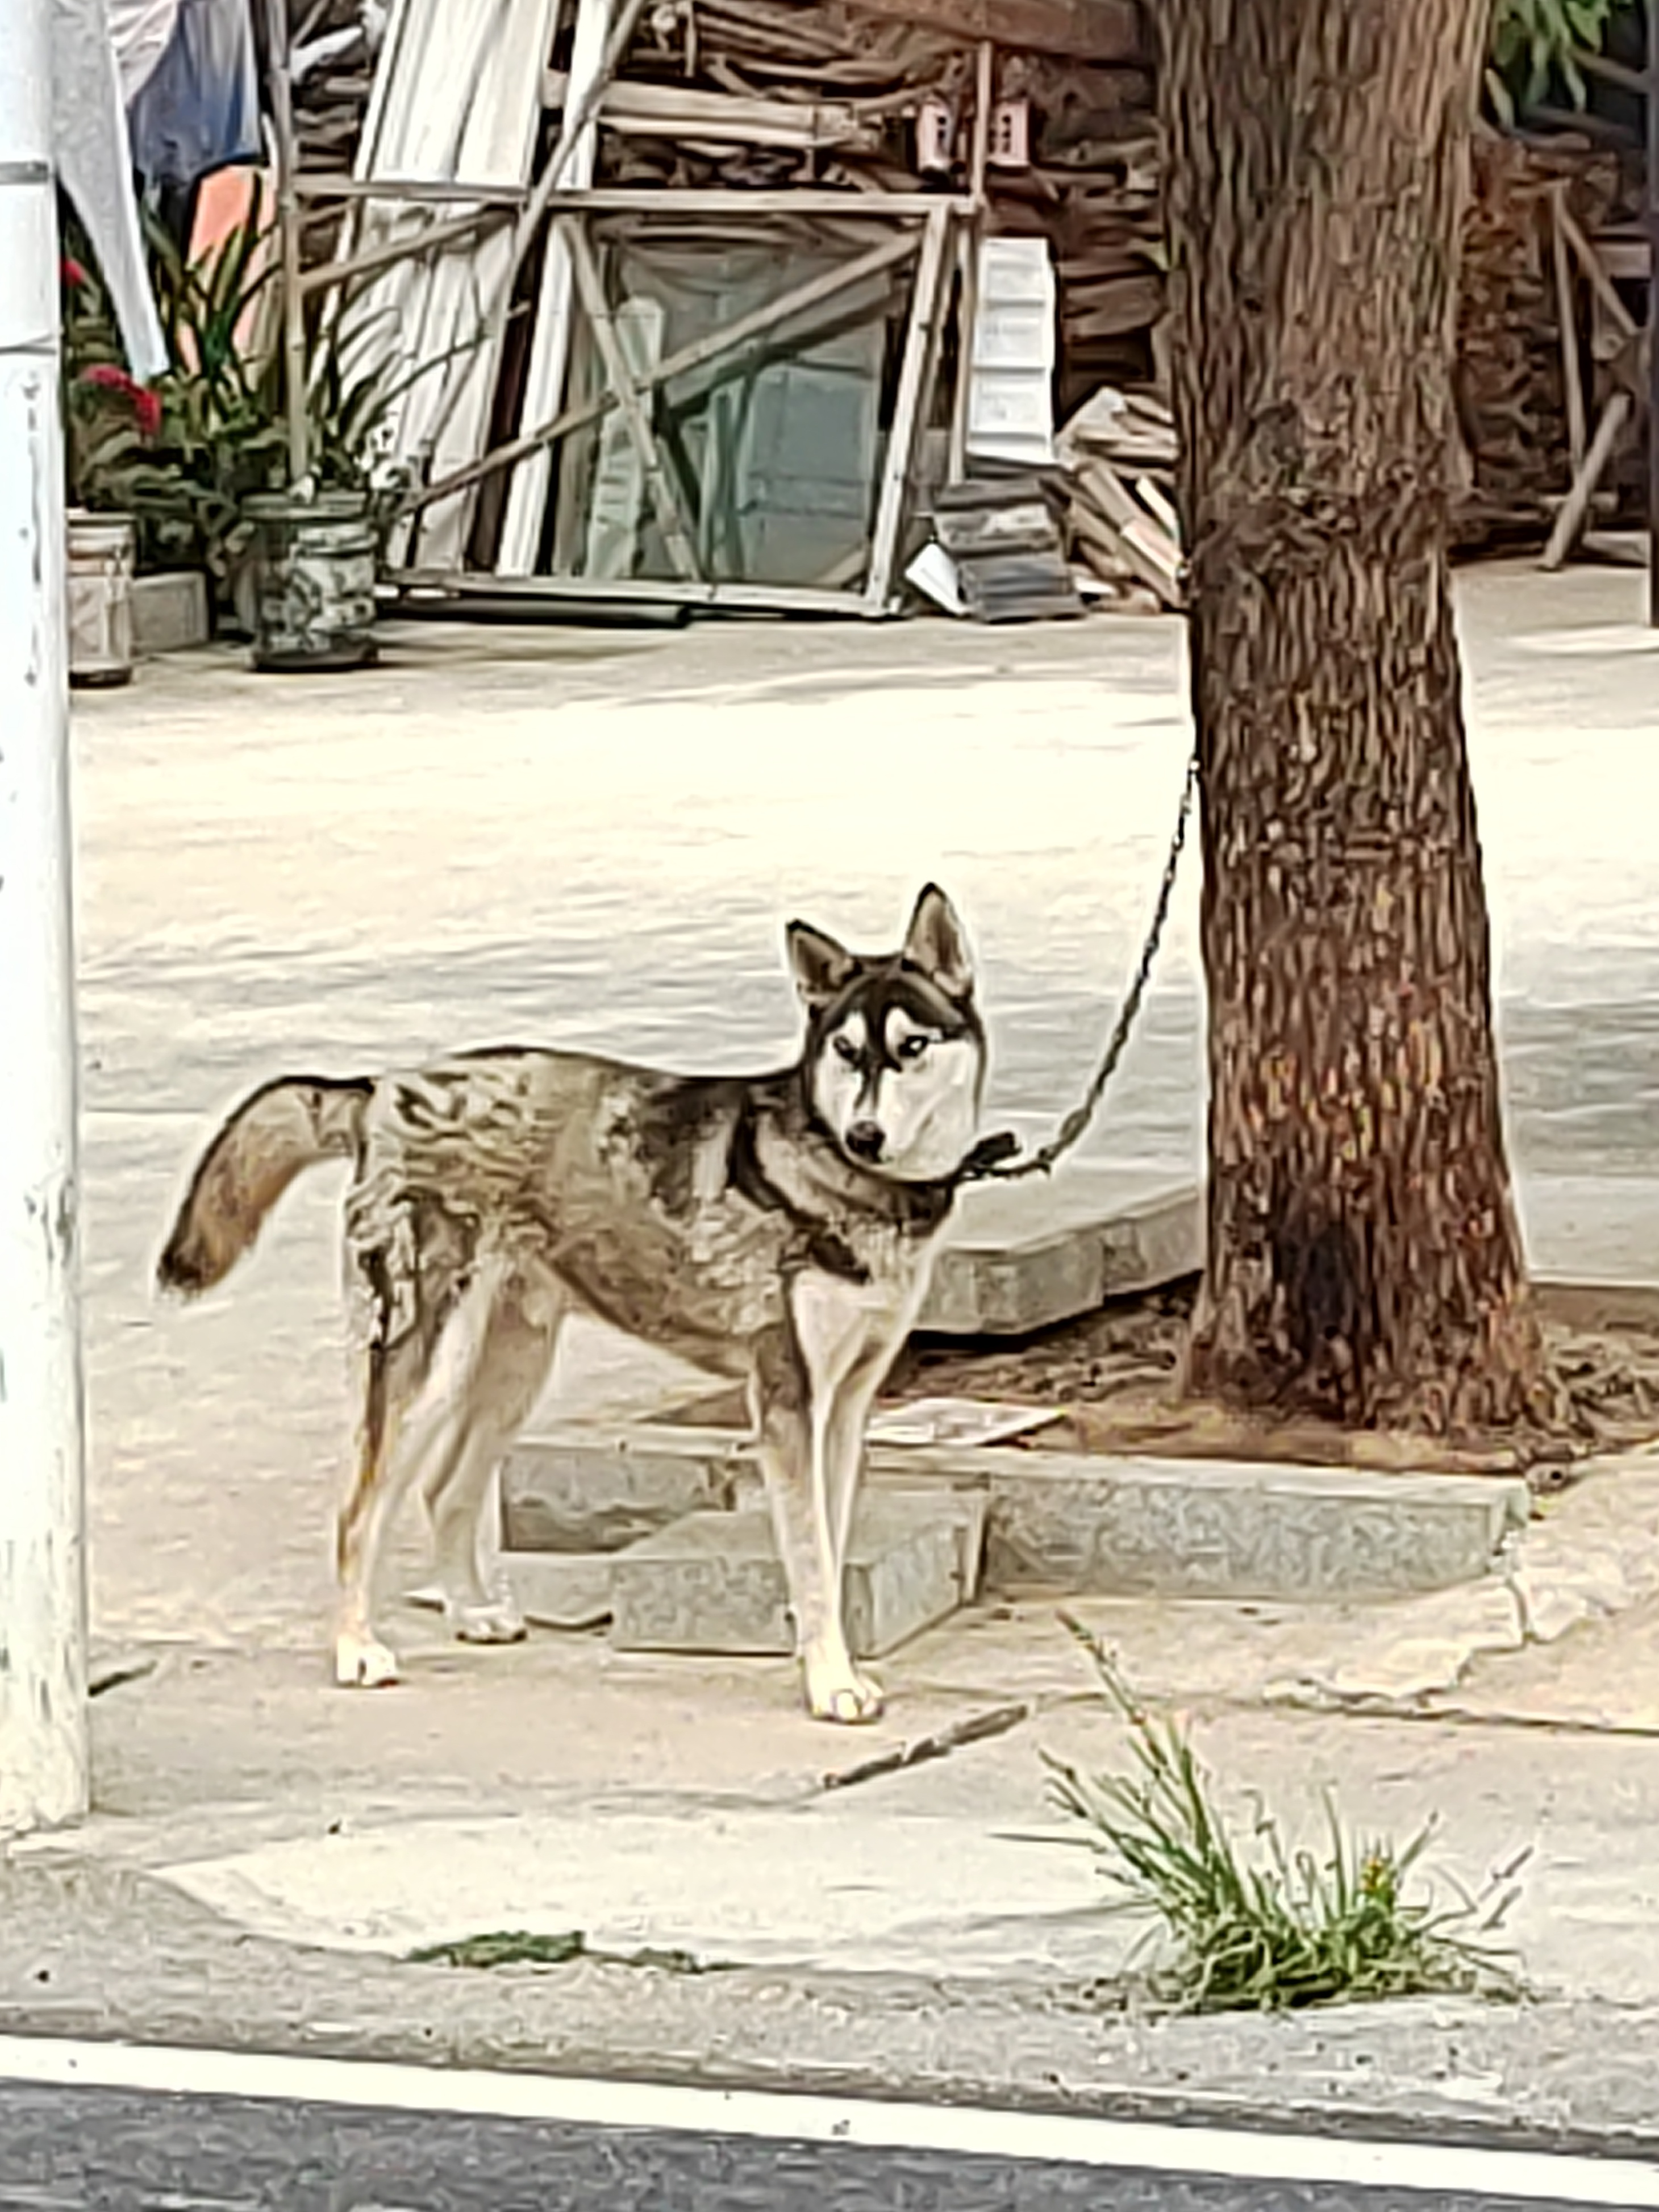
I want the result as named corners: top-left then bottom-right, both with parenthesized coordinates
top-left (1056, 385), bottom-right (1182, 611)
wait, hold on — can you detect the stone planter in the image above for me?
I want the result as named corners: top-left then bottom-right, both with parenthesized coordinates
top-left (65, 510), bottom-right (136, 689)
top-left (241, 489), bottom-right (378, 673)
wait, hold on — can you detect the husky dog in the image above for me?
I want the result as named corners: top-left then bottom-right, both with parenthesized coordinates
top-left (157, 886), bottom-right (987, 1724)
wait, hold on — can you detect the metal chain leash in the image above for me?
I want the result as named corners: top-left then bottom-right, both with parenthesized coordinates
top-left (954, 743), bottom-right (1202, 1188)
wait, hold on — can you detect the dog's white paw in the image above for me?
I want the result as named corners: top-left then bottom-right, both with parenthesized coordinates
top-left (805, 1661), bottom-right (885, 1726)
top-left (449, 1599), bottom-right (527, 1646)
top-left (334, 1631), bottom-right (401, 1688)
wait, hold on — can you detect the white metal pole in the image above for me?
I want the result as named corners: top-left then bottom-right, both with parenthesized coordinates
top-left (0, 0), bottom-right (91, 1836)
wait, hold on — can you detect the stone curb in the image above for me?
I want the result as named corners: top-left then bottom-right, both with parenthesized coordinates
top-left (502, 1420), bottom-right (1530, 1610)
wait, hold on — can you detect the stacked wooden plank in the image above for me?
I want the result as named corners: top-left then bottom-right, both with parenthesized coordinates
top-left (931, 476), bottom-right (1085, 622)
top-left (287, 5), bottom-right (377, 178)
top-left (1056, 384), bottom-right (1182, 611)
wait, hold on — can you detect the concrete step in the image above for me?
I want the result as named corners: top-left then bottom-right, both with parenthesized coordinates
top-left (607, 1492), bottom-right (988, 1659)
top-left (917, 1154), bottom-right (1659, 1340)
top-left (133, 570), bottom-right (210, 657)
top-left (499, 1432), bottom-right (736, 1553)
top-left (949, 1447), bottom-right (1529, 1601)
top-left (923, 1153), bottom-right (1201, 1336)
top-left (1520, 1172), bottom-right (1659, 1293)
top-left (501, 1552), bottom-right (616, 1631)
top-left (503, 1420), bottom-right (1527, 1603)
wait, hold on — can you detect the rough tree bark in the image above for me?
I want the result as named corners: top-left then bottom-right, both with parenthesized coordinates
top-left (1161, 0), bottom-right (1549, 1432)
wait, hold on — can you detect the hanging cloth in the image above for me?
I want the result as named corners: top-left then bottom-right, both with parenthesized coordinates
top-left (127, 0), bottom-right (263, 194)
top-left (52, 0), bottom-right (169, 379)
top-left (106, 0), bottom-right (185, 105)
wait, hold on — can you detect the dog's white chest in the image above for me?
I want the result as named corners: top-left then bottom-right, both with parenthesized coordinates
top-left (789, 1224), bottom-right (945, 1389)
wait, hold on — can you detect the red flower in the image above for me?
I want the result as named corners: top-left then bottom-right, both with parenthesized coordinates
top-left (60, 256), bottom-right (89, 289)
top-left (78, 363), bottom-right (163, 440)
top-left (81, 363), bottom-right (140, 397)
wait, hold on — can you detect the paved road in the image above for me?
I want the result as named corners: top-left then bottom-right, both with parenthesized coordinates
top-left (3, 2046), bottom-right (1659, 2212)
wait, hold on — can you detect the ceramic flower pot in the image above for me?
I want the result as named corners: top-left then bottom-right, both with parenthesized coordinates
top-left (241, 488), bottom-right (378, 673)
top-left (65, 509), bottom-right (136, 688)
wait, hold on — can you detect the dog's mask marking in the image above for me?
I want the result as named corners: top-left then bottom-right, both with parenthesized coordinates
top-left (788, 885), bottom-right (983, 1182)
top-left (811, 991), bottom-right (981, 1183)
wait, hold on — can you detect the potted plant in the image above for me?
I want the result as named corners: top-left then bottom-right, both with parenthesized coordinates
top-left (71, 217), bottom-right (418, 672)
top-left (233, 314), bottom-right (410, 674)
top-left (59, 247), bottom-right (154, 688)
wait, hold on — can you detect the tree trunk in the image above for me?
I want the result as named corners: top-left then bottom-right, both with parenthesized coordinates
top-left (1161, 0), bottom-right (1548, 1432)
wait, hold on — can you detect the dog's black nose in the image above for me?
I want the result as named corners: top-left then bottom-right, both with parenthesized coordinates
top-left (844, 1120), bottom-right (885, 1163)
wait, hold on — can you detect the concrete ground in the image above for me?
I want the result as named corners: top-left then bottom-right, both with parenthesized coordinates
top-left (11, 558), bottom-right (1659, 2143)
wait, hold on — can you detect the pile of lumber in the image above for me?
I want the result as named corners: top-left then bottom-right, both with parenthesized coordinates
top-left (281, 0), bottom-right (1166, 397)
top-left (1454, 128), bottom-right (1627, 552)
top-left (1056, 384), bottom-right (1183, 611)
top-left (601, 1), bottom-right (1165, 393)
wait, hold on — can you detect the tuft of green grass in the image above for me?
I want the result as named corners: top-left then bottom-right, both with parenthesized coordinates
top-left (1044, 1615), bottom-right (1530, 2014)
top-left (406, 1928), bottom-right (722, 1976)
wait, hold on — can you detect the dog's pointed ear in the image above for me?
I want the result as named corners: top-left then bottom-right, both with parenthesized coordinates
top-left (903, 884), bottom-right (974, 1002)
top-left (786, 918), bottom-right (859, 1012)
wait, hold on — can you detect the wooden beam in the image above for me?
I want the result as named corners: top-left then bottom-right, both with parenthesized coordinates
top-left (831, 0), bottom-right (1141, 63)
top-left (1540, 390), bottom-right (1632, 570)
top-left (1549, 186), bottom-right (1587, 478)
top-left (948, 40), bottom-right (994, 482)
top-left (498, 0), bottom-right (612, 577)
top-left (558, 214), bottom-right (705, 580)
top-left (541, 69), bottom-right (883, 152)
top-left (294, 174), bottom-right (529, 205)
top-left (865, 203), bottom-right (955, 612)
top-left (1557, 202), bottom-right (1640, 341)
top-left (262, 0), bottom-right (310, 484)
top-left (297, 206), bottom-right (511, 299)
top-left (389, 569), bottom-right (874, 615)
top-left (537, 188), bottom-right (971, 216)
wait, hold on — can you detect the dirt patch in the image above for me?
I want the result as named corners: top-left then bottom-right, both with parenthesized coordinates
top-left (882, 1281), bottom-right (1659, 1487)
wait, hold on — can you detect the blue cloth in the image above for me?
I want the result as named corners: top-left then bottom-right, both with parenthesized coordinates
top-left (127, 0), bottom-right (262, 191)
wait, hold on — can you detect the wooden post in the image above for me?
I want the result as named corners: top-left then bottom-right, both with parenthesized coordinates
top-left (264, 0), bottom-right (310, 485)
top-left (1549, 186), bottom-right (1586, 478)
top-left (948, 40), bottom-right (995, 482)
top-left (497, 0), bottom-right (612, 576)
top-left (865, 203), bottom-right (954, 611)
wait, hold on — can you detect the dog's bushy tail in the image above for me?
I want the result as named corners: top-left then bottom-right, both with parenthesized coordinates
top-left (157, 1075), bottom-right (372, 1297)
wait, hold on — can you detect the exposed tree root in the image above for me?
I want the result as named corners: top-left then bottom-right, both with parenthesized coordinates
top-left (885, 1284), bottom-right (1659, 1492)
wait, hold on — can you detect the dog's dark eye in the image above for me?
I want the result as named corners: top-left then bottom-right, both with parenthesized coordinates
top-left (897, 1035), bottom-right (931, 1062)
top-left (833, 1035), bottom-right (859, 1064)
